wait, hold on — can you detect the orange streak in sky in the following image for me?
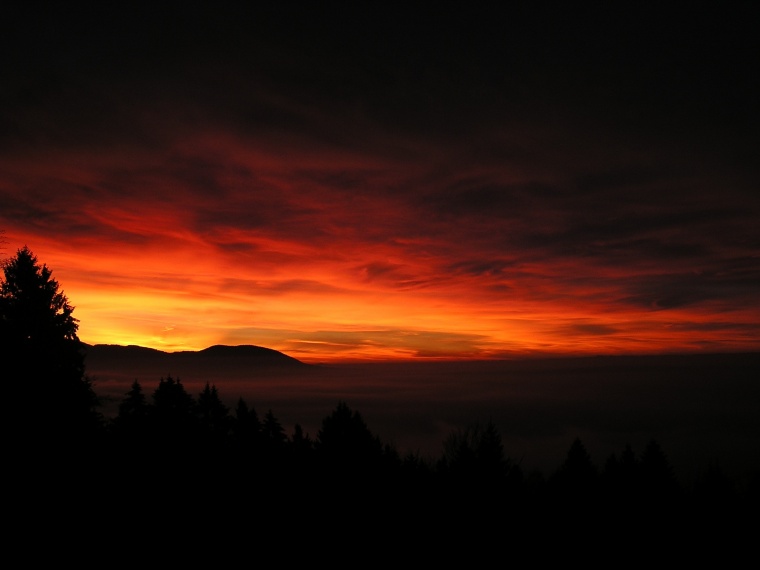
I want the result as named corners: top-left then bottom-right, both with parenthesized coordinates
top-left (2, 135), bottom-right (758, 362)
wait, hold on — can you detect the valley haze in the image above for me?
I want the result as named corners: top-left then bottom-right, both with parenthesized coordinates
top-left (84, 344), bottom-right (760, 489)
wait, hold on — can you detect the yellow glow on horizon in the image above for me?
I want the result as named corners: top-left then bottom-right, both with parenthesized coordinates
top-left (3, 136), bottom-right (759, 363)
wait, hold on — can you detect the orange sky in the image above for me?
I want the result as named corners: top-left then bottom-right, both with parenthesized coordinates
top-left (2, 6), bottom-right (759, 362)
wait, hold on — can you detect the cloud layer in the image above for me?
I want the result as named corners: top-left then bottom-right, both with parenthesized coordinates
top-left (2, 6), bottom-right (758, 360)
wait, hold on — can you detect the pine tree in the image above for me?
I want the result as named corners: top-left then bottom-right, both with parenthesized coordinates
top-left (1, 246), bottom-right (100, 446)
top-left (317, 401), bottom-right (383, 468)
top-left (113, 380), bottom-right (150, 443)
top-left (196, 382), bottom-right (231, 446)
top-left (151, 376), bottom-right (196, 427)
top-left (118, 380), bottom-right (149, 421)
top-left (233, 397), bottom-right (261, 446)
top-left (440, 421), bottom-right (514, 492)
top-left (551, 437), bottom-right (599, 509)
top-left (262, 409), bottom-right (287, 447)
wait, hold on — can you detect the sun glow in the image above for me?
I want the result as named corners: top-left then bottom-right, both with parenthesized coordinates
top-left (2, 124), bottom-right (759, 363)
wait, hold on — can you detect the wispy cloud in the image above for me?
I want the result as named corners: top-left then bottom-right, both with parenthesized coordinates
top-left (1, 6), bottom-right (758, 360)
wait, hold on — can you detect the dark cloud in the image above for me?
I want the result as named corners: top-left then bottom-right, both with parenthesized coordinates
top-left (448, 260), bottom-right (514, 278)
top-left (420, 182), bottom-right (528, 221)
top-left (587, 238), bottom-right (709, 263)
top-left (219, 278), bottom-right (346, 297)
top-left (665, 321), bottom-right (760, 334)
top-left (562, 323), bottom-right (620, 337)
top-left (1, 5), bottom-right (758, 357)
top-left (622, 267), bottom-right (760, 310)
top-left (196, 202), bottom-right (317, 239)
top-left (353, 262), bottom-right (435, 290)
top-left (358, 262), bottom-right (404, 281)
top-left (0, 186), bottom-right (152, 247)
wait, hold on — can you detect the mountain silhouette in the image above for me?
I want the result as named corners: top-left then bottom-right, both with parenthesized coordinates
top-left (84, 343), bottom-right (307, 372)
top-left (181, 344), bottom-right (305, 366)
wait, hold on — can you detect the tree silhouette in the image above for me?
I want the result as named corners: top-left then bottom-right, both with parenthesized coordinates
top-left (602, 442), bottom-right (643, 516)
top-left (313, 401), bottom-right (388, 510)
top-left (232, 397), bottom-right (261, 448)
top-left (196, 382), bottom-right (231, 444)
top-left (152, 375), bottom-right (195, 416)
top-left (639, 438), bottom-right (679, 502)
top-left (261, 409), bottom-right (285, 441)
top-left (108, 379), bottom-right (153, 485)
top-left (551, 437), bottom-right (599, 510)
top-left (117, 380), bottom-right (149, 422)
top-left (149, 375), bottom-right (198, 461)
top-left (441, 421), bottom-right (512, 483)
top-left (1, 246), bottom-right (100, 452)
top-left (112, 379), bottom-right (150, 447)
top-left (1, 247), bottom-right (80, 361)
top-left (317, 401), bottom-right (383, 468)
top-left (437, 421), bottom-right (523, 516)
top-left (291, 423), bottom-right (313, 455)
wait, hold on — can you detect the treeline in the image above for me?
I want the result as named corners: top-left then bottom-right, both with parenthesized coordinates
top-left (45, 375), bottom-right (752, 529)
top-left (12, 373), bottom-right (757, 554)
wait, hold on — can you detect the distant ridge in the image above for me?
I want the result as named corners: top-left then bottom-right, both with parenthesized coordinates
top-left (176, 344), bottom-right (305, 366)
top-left (83, 343), bottom-right (307, 369)
top-left (83, 344), bottom-right (167, 360)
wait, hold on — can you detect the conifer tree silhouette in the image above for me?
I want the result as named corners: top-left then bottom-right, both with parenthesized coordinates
top-left (551, 437), bottom-right (599, 511)
top-left (117, 380), bottom-right (149, 422)
top-left (291, 423), bottom-right (313, 454)
top-left (317, 401), bottom-right (383, 467)
top-left (196, 382), bottom-right (231, 445)
top-left (314, 401), bottom-right (386, 507)
top-left (260, 409), bottom-right (288, 466)
top-left (233, 397), bottom-right (261, 448)
top-left (441, 421), bottom-right (511, 485)
top-left (262, 409), bottom-right (287, 445)
top-left (640, 438), bottom-right (679, 501)
top-left (150, 376), bottom-right (197, 461)
top-left (1, 246), bottom-right (100, 455)
top-left (113, 379), bottom-right (151, 450)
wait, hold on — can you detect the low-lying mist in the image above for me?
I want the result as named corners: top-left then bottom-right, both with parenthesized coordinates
top-left (86, 351), bottom-right (760, 487)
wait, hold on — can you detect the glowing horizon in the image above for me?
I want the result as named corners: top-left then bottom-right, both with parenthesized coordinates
top-left (2, 7), bottom-right (758, 362)
top-left (3, 131), bottom-right (759, 363)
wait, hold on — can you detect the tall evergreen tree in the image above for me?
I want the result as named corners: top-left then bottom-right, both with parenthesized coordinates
top-left (150, 376), bottom-right (197, 453)
top-left (196, 382), bottom-right (231, 446)
top-left (112, 380), bottom-right (151, 446)
top-left (262, 409), bottom-right (287, 447)
top-left (233, 397), bottom-right (261, 446)
top-left (441, 421), bottom-right (511, 485)
top-left (117, 380), bottom-right (149, 421)
top-left (317, 401), bottom-right (383, 469)
top-left (640, 439), bottom-right (679, 500)
top-left (1, 246), bottom-right (100, 449)
top-left (551, 437), bottom-right (599, 509)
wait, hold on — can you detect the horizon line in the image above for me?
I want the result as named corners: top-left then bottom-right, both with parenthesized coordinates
top-left (81, 340), bottom-right (760, 365)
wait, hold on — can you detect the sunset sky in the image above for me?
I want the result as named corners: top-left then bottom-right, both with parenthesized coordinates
top-left (2, 5), bottom-right (759, 362)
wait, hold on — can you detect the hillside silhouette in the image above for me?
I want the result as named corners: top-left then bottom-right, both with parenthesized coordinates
top-left (84, 342), bottom-right (307, 368)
